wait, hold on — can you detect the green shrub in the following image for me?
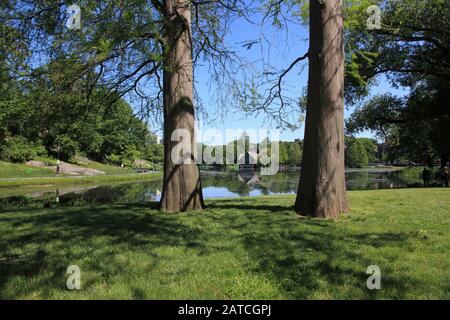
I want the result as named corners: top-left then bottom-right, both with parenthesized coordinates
top-left (106, 153), bottom-right (122, 166)
top-left (106, 147), bottom-right (141, 167)
top-left (57, 136), bottom-right (80, 160)
top-left (346, 140), bottom-right (369, 168)
top-left (0, 136), bottom-right (46, 163)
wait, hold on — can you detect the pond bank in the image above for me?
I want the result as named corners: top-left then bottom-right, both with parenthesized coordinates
top-left (1, 168), bottom-right (430, 205)
top-left (0, 172), bottom-right (162, 188)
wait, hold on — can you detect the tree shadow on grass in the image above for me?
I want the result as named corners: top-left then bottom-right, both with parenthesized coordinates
top-left (0, 203), bottom-right (208, 299)
top-left (207, 198), bottom-right (293, 213)
top-left (206, 200), bottom-right (419, 299)
top-left (208, 203), bottom-right (290, 213)
top-left (243, 228), bottom-right (414, 299)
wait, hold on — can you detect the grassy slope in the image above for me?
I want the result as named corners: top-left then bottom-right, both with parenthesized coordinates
top-left (0, 159), bottom-right (161, 187)
top-left (0, 161), bottom-right (58, 179)
top-left (0, 172), bottom-right (162, 188)
top-left (0, 189), bottom-right (449, 299)
top-left (70, 157), bottom-right (137, 175)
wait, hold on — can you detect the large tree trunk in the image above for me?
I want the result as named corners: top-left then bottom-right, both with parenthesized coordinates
top-left (295, 0), bottom-right (348, 218)
top-left (160, 0), bottom-right (205, 213)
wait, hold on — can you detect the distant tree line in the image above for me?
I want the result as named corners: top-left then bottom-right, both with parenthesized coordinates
top-left (197, 136), bottom-right (303, 167)
top-left (197, 135), bottom-right (382, 169)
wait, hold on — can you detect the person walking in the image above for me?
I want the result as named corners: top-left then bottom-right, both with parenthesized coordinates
top-left (441, 167), bottom-right (449, 187)
top-left (422, 167), bottom-right (431, 188)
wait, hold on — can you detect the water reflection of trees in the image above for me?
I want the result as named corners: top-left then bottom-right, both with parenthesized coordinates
top-left (201, 171), bottom-right (299, 196)
top-left (201, 170), bottom-right (424, 196)
top-left (0, 180), bottom-right (163, 209)
top-left (58, 181), bottom-right (162, 206)
top-left (345, 170), bottom-right (422, 190)
top-left (201, 172), bottom-right (253, 196)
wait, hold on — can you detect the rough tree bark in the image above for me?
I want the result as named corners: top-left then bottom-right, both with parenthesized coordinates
top-left (159, 0), bottom-right (205, 212)
top-left (295, 0), bottom-right (349, 218)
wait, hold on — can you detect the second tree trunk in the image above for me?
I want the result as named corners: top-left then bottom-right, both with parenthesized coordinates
top-left (295, 0), bottom-right (349, 218)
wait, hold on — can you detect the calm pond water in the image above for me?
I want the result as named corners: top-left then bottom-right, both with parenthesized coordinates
top-left (0, 169), bottom-right (424, 209)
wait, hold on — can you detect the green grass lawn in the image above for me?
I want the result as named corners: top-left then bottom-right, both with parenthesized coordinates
top-left (0, 189), bottom-right (449, 299)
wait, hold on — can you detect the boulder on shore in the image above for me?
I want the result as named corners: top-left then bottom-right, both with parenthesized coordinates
top-left (25, 160), bottom-right (105, 176)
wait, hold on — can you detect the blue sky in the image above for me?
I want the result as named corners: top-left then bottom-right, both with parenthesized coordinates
top-left (191, 9), bottom-right (408, 144)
